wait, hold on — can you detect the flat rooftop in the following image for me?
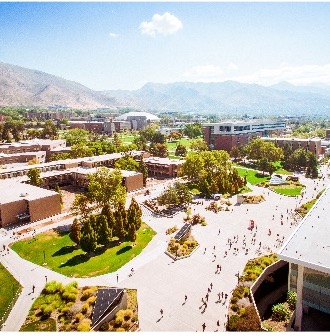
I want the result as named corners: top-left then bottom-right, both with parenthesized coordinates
top-left (261, 137), bottom-right (321, 142)
top-left (0, 180), bottom-right (58, 204)
top-left (278, 185), bottom-right (330, 274)
top-left (71, 166), bottom-right (141, 177)
top-left (144, 157), bottom-right (185, 165)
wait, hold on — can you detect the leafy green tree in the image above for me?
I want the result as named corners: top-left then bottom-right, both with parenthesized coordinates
top-left (69, 218), bottom-right (81, 245)
top-left (71, 143), bottom-right (94, 158)
top-left (96, 215), bottom-right (112, 246)
top-left (27, 168), bottom-right (42, 186)
top-left (87, 167), bottom-right (126, 211)
top-left (42, 120), bottom-right (58, 139)
top-left (175, 144), bottom-right (187, 157)
top-left (113, 133), bottom-right (123, 147)
top-left (63, 128), bottom-right (91, 146)
top-left (230, 146), bottom-right (241, 162)
top-left (70, 194), bottom-right (92, 220)
top-left (138, 157), bottom-right (148, 186)
top-left (80, 218), bottom-right (97, 254)
top-left (244, 138), bottom-right (283, 162)
top-left (115, 155), bottom-right (139, 171)
top-left (183, 123), bottom-right (202, 138)
top-left (190, 138), bottom-right (208, 152)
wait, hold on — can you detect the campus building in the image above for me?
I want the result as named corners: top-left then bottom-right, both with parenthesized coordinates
top-left (143, 157), bottom-right (184, 178)
top-left (0, 151), bottom-right (47, 166)
top-left (115, 112), bottom-right (160, 130)
top-left (202, 120), bottom-right (286, 151)
top-left (278, 186), bottom-right (330, 331)
top-left (0, 180), bottom-right (61, 227)
top-left (261, 137), bottom-right (322, 156)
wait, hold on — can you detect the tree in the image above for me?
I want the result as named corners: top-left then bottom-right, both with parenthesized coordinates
top-left (63, 128), bottom-right (91, 146)
top-left (96, 215), bottom-right (112, 246)
top-left (190, 138), bottom-right (208, 152)
top-left (101, 204), bottom-right (116, 232)
top-left (244, 138), bottom-right (283, 162)
top-left (113, 203), bottom-right (126, 241)
top-left (87, 167), bottom-right (126, 211)
top-left (230, 146), bottom-right (241, 162)
top-left (42, 120), bottom-right (58, 139)
top-left (27, 168), bottom-right (42, 186)
top-left (183, 123), bottom-right (202, 139)
top-left (69, 218), bottom-right (81, 245)
top-left (175, 144), bottom-right (187, 157)
top-left (127, 198), bottom-right (142, 231)
top-left (71, 143), bottom-right (94, 159)
top-left (80, 218), bottom-right (97, 254)
top-left (55, 183), bottom-right (63, 207)
top-left (70, 194), bottom-right (92, 220)
top-left (113, 133), bottom-right (123, 147)
top-left (115, 155), bottom-right (139, 172)
top-left (138, 157), bottom-right (148, 186)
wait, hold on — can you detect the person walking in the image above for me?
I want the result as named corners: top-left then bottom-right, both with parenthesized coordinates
top-left (205, 293), bottom-right (209, 301)
top-left (160, 309), bottom-right (164, 317)
top-left (116, 274), bottom-right (119, 283)
top-left (184, 294), bottom-right (187, 302)
top-left (202, 322), bottom-right (206, 332)
top-left (217, 320), bottom-right (220, 327)
top-left (210, 282), bottom-right (213, 290)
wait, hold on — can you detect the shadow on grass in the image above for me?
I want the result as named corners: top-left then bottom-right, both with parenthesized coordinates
top-left (52, 245), bottom-right (76, 257)
top-left (116, 245), bottom-right (132, 255)
top-left (59, 253), bottom-right (91, 268)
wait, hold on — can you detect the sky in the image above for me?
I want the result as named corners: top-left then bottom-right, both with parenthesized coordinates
top-left (1, 2), bottom-right (330, 91)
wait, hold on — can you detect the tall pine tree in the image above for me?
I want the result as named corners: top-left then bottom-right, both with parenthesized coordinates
top-left (113, 203), bottom-right (126, 241)
top-left (96, 215), bottom-right (112, 247)
top-left (69, 218), bottom-right (81, 246)
top-left (80, 218), bottom-right (97, 254)
top-left (101, 204), bottom-right (116, 233)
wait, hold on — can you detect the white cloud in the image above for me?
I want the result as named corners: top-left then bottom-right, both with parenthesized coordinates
top-left (231, 64), bottom-right (330, 86)
top-left (109, 32), bottom-right (119, 38)
top-left (227, 62), bottom-right (239, 71)
top-left (139, 12), bottom-right (183, 37)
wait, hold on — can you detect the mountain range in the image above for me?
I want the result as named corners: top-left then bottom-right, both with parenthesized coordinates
top-left (1, 62), bottom-right (330, 116)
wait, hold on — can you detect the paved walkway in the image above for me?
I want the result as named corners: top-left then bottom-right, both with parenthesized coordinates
top-left (0, 164), bottom-right (329, 331)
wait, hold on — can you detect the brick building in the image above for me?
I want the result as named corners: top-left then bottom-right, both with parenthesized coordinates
top-left (261, 137), bottom-right (322, 156)
top-left (0, 151), bottom-right (47, 166)
top-left (68, 121), bottom-right (105, 134)
top-left (0, 181), bottom-right (61, 227)
top-left (143, 157), bottom-right (184, 178)
top-left (203, 120), bottom-right (286, 151)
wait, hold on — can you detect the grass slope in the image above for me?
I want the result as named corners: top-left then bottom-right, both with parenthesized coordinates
top-left (11, 223), bottom-right (156, 278)
top-left (0, 263), bottom-right (21, 323)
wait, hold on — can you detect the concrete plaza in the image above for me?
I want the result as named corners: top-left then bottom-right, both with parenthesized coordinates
top-left (0, 164), bottom-right (329, 332)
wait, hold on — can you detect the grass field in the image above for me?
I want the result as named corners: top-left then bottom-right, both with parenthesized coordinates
top-left (235, 167), bottom-right (270, 185)
top-left (273, 161), bottom-right (293, 175)
top-left (270, 185), bottom-right (304, 196)
top-left (20, 318), bottom-right (57, 332)
top-left (0, 262), bottom-right (21, 324)
top-left (11, 223), bottom-right (156, 278)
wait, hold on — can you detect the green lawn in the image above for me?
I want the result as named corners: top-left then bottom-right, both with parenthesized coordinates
top-left (270, 185), bottom-right (304, 196)
top-left (11, 223), bottom-right (156, 278)
top-left (0, 262), bottom-right (21, 324)
top-left (235, 167), bottom-right (270, 185)
top-left (273, 161), bottom-right (293, 175)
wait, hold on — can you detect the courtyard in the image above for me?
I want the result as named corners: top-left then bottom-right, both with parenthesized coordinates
top-left (0, 163), bottom-right (329, 332)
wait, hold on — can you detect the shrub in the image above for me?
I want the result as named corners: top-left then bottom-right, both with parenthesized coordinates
top-left (75, 312), bottom-right (84, 322)
top-left (81, 303), bottom-right (89, 314)
top-left (116, 328), bottom-right (126, 332)
top-left (61, 307), bottom-right (71, 315)
top-left (81, 289), bottom-right (94, 301)
top-left (44, 281), bottom-right (63, 294)
top-left (271, 303), bottom-right (291, 321)
top-left (231, 303), bottom-right (239, 312)
top-left (231, 306), bottom-right (262, 331)
top-left (41, 304), bottom-right (53, 317)
top-left (62, 291), bottom-right (77, 302)
top-left (239, 307), bottom-right (247, 316)
top-left (115, 316), bottom-right (124, 327)
top-left (87, 296), bottom-right (96, 305)
top-left (231, 296), bottom-right (238, 304)
top-left (228, 315), bottom-right (239, 331)
top-left (287, 291), bottom-right (297, 310)
top-left (99, 322), bottom-right (109, 331)
top-left (77, 319), bottom-right (91, 332)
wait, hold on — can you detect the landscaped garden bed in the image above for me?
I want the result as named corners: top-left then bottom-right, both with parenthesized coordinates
top-left (166, 235), bottom-right (199, 260)
top-left (11, 223), bottom-right (155, 278)
top-left (20, 281), bottom-right (138, 332)
top-left (241, 195), bottom-right (265, 204)
top-left (227, 254), bottom-right (279, 331)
